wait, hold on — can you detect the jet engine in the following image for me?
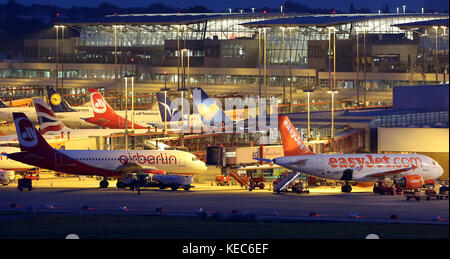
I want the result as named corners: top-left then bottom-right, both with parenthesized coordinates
top-left (394, 175), bottom-right (424, 190)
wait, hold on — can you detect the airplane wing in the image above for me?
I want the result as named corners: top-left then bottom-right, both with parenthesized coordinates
top-left (253, 158), bottom-right (273, 163)
top-left (358, 167), bottom-right (414, 179)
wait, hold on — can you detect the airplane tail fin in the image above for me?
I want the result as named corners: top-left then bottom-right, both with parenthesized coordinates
top-left (33, 98), bottom-right (68, 135)
top-left (192, 87), bottom-right (234, 126)
top-left (89, 89), bottom-right (117, 118)
top-left (46, 86), bottom-right (75, 112)
top-left (13, 112), bottom-right (54, 153)
top-left (156, 92), bottom-right (179, 122)
top-left (278, 115), bottom-right (314, 156)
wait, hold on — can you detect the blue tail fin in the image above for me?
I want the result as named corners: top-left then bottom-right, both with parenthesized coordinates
top-left (156, 92), bottom-right (179, 122)
top-left (191, 87), bottom-right (234, 126)
top-left (46, 86), bottom-right (75, 112)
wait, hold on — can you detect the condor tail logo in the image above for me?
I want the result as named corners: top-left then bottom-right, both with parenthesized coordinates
top-left (156, 92), bottom-right (178, 122)
top-left (278, 115), bottom-right (314, 156)
top-left (89, 89), bottom-right (107, 114)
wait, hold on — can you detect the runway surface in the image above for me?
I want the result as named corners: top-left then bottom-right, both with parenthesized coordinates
top-left (0, 183), bottom-right (448, 223)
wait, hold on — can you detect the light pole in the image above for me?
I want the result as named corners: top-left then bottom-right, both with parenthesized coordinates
top-left (54, 25), bottom-right (60, 90)
top-left (124, 76), bottom-right (129, 150)
top-left (289, 27), bottom-right (293, 113)
top-left (328, 27), bottom-right (332, 89)
top-left (258, 28), bottom-right (262, 102)
top-left (61, 25), bottom-right (65, 94)
top-left (113, 25), bottom-right (124, 80)
top-left (131, 76), bottom-right (134, 132)
top-left (433, 26), bottom-right (439, 83)
top-left (356, 27), bottom-right (360, 106)
top-left (327, 90), bottom-right (338, 151)
top-left (263, 27), bottom-right (267, 101)
top-left (161, 71), bottom-right (169, 135)
top-left (303, 89), bottom-right (314, 140)
top-left (360, 26), bottom-right (368, 108)
top-left (442, 26), bottom-right (448, 83)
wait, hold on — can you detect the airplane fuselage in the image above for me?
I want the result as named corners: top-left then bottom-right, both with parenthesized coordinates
top-left (9, 149), bottom-right (207, 177)
top-left (273, 153), bottom-right (443, 182)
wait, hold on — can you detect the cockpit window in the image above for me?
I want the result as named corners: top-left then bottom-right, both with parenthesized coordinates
top-left (192, 157), bottom-right (199, 161)
top-left (432, 160), bottom-right (436, 165)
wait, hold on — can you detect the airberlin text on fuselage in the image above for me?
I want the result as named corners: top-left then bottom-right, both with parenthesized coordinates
top-left (328, 155), bottom-right (422, 169)
top-left (118, 153), bottom-right (177, 165)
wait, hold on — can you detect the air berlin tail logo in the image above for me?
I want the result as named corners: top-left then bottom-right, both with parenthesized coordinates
top-left (15, 118), bottom-right (38, 147)
top-left (91, 92), bottom-right (106, 114)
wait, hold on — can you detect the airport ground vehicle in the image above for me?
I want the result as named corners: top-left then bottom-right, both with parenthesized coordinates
top-left (438, 184), bottom-right (449, 200)
top-left (17, 178), bottom-right (32, 191)
top-left (404, 188), bottom-right (440, 201)
top-left (117, 174), bottom-right (194, 191)
top-left (215, 175), bottom-right (230, 186)
top-left (373, 182), bottom-right (403, 195)
top-left (0, 169), bottom-right (15, 186)
top-left (273, 173), bottom-right (309, 194)
top-left (249, 177), bottom-right (266, 190)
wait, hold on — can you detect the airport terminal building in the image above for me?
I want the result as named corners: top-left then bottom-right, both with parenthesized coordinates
top-left (0, 12), bottom-right (448, 110)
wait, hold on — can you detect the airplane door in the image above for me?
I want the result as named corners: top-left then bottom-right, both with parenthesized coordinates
top-left (315, 158), bottom-right (324, 172)
top-left (179, 157), bottom-right (185, 167)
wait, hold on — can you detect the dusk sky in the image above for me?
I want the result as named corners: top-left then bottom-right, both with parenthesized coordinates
top-left (1, 0), bottom-right (448, 12)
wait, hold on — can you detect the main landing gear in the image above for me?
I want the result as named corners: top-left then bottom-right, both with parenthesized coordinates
top-left (99, 178), bottom-right (109, 188)
top-left (341, 182), bottom-right (352, 193)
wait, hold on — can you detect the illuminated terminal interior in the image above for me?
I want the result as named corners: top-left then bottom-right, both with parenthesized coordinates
top-left (0, 13), bottom-right (447, 108)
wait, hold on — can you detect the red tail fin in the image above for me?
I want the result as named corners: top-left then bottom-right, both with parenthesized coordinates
top-left (89, 89), bottom-right (117, 118)
top-left (13, 113), bottom-right (54, 153)
top-left (278, 115), bottom-right (314, 156)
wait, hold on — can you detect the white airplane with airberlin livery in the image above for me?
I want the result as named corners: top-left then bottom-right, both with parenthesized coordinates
top-left (256, 115), bottom-right (443, 193)
top-left (7, 113), bottom-right (207, 188)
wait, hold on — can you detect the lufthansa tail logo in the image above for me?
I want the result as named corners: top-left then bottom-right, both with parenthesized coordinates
top-left (15, 118), bottom-right (38, 148)
top-left (50, 93), bottom-right (62, 106)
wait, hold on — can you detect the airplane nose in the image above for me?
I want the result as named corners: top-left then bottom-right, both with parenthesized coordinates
top-left (200, 163), bottom-right (208, 172)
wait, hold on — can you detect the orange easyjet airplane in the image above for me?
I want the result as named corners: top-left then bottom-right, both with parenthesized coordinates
top-left (256, 115), bottom-right (444, 193)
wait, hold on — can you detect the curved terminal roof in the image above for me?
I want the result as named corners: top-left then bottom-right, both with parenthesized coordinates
top-left (393, 18), bottom-right (449, 28)
top-left (241, 14), bottom-right (448, 28)
top-left (58, 13), bottom-right (287, 26)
